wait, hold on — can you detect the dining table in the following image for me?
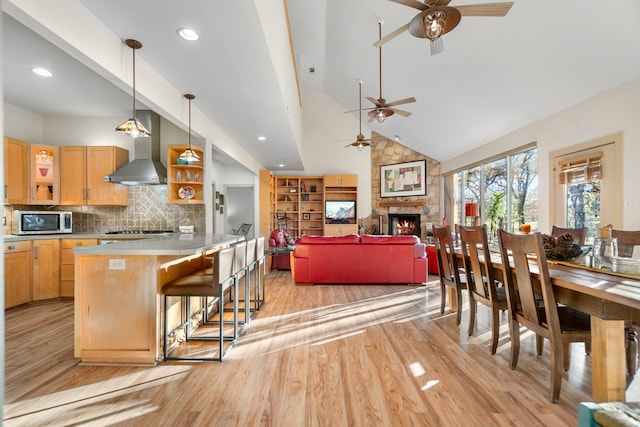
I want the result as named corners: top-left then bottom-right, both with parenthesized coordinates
top-left (450, 247), bottom-right (640, 403)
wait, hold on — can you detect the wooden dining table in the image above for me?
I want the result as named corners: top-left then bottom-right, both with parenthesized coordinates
top-left (450, 247), bottom-right (640, 402)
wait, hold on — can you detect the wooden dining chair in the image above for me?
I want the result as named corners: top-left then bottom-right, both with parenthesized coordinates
top-left (551, 225), bottom-right (588, 245)
top-left (497, 230), bottom-right (591, 403)
top-left (459, 225), bottom-right (508, 354)
top-left (611, 229), bottom-right (640, 376)
top-left (433, 225), bottom-right (467, 325)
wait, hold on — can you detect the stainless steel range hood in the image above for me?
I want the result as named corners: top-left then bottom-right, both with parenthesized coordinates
top-left (105, 111), bottom-right (167, 185)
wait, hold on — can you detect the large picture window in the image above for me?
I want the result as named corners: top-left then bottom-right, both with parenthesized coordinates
top-left (451, 146), bottom-right (538, 240)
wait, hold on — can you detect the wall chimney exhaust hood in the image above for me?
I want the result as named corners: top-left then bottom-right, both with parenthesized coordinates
top-left (105, 111), bottom-right (167, 185)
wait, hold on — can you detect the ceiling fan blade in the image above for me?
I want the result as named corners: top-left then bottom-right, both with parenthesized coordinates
top-left (373, 23), bottom-right (410, 48)
top-left (385, 97), bottom-right (417, 107)
top-left (365, 96), bottom-right (384, 107)
top-left (456, 2), bottom-right (513, 17)
top-left (435, 0), bottom-right (452, 5)
top-left (344, 107), bottom-right (375, 113)
top-left (430, 38), bottom-right (444, 55)
top-left (390, 108), bottom-right (413, 117)
top-left (388, 0), bottom-right (428, 11)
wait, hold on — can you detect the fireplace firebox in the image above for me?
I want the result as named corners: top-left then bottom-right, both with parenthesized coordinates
top-left (388, 214), bottom-right (421, 238)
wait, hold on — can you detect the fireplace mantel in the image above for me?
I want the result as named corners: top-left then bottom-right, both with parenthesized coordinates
top-left (379, 200), bottom-right (426, 207)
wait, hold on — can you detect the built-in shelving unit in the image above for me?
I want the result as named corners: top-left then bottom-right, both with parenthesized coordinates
top-left (260, 172), bottom-right (358, 238)
top-left (167, 145), bottom-right (204, 204)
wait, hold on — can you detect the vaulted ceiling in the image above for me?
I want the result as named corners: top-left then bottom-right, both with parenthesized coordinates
top-left (4, 0), bottom-right (640, 170)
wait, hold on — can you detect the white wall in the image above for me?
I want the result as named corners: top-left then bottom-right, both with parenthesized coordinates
top-left (3, 103), bottom-right (44, 143)
top-left (442, 76), bottom-right (640, 232)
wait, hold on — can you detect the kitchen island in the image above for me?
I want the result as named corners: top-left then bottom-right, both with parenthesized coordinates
top-left (73, 233), bottom-right (244, 365)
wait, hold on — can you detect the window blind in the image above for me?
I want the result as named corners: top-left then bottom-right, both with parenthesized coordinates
top-left (558, 152), bottom-right (603, 184)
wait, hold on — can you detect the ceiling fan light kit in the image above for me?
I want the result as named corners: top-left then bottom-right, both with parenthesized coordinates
top-left (116, 39), bottom-right (151, 138)
top-left (369, 107), bottom-right (394, 123)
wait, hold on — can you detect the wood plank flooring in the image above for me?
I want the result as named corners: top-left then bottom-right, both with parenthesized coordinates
top-left (4, 272), bottom-right (640, 426)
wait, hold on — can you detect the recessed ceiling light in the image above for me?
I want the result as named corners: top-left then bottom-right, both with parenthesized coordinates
top-left (177, 28), bottom-right (199, 41)
top-left (394, 135), bottom-right (401, 142)
top-left (278, 164), bottom-right (284, 168)
top-left (257, 136), bottom-right (266, 141)
top-left (32, 67), bottom-right (52, 77)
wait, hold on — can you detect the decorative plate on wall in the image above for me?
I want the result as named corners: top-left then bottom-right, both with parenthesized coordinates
top-left (178, 186), bottom-right (195, 200)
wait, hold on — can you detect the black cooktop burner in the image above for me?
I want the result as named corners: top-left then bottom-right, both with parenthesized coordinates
top-left (105, 230), bottom-right (173, 235)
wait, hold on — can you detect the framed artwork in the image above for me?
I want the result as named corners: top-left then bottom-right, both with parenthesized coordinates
top-left (219, 205), bottom-right (224, 214)
top-left (380, 160), bottom-right (426, 198)
top-left (216, 202), bottom-right (220, 211)
top-left (302, 213), bottom-right (310, 220)
top-left (215, 191), bottom-right (220, 199)
top-left (219, 194), bottom-right (224, 205)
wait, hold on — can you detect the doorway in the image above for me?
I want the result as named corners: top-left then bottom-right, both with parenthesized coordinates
top-left (224, 185), bottom-right (255, 239)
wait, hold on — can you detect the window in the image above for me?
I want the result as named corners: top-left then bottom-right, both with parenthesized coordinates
top-left (451, 146), bottom-right (537, 241)
top-left (552, 136), bottom-right (621, 244)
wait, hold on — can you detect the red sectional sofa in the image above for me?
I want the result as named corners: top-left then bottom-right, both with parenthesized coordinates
top-left (292, 234), bottom-right (427, 285)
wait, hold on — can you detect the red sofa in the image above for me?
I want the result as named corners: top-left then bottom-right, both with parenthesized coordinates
top-left (292, 234), bottom-right (427, 284)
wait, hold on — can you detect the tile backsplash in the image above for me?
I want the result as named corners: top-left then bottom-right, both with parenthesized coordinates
top-left (3, 186), bottom-right (205, 235)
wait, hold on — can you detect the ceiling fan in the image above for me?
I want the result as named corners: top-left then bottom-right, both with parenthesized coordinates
top-left (374, 0), bottom-right (514, 55)
top-left (366, 21), bottom-right (416, 123)
top-left (345, 81), bottom-right (372, 151)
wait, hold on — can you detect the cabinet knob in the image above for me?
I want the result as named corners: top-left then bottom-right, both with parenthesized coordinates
top-left (7, 245), bottom-right (15, 250)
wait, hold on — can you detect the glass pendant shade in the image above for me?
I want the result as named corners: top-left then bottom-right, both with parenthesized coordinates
top-left (178, 93), bottom-right (201, 163)
top-left (116, 117), bottom-right (151, 138)
top-left (116, 39), bottom-right (151, 138)
top-left (424, 11), bottom-right (446, 40)
top-left (369, 107), bottom-right (394, 124)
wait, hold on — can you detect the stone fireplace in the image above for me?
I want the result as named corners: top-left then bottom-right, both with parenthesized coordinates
top-left (388, 213), bottom-right (421, 237)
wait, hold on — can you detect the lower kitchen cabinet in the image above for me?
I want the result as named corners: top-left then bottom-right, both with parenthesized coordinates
top-left (4, 241), bottom-right (32, 309)
top-left (61, 239), bottom-right (98, 298)
top-left (32, 239), bottom-right (60, 301)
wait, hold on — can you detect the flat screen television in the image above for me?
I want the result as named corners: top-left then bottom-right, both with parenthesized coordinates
top-left (325, 200), bottom-right (356, 222)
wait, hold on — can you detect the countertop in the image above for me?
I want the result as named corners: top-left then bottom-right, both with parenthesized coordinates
top-left (3, 232), bottom-right (173, 242)
top-left (72, 233), bottom-right (244, 256)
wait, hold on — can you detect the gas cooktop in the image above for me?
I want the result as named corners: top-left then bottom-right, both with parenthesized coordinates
top-left (105, 230), bottom-right (174, 235)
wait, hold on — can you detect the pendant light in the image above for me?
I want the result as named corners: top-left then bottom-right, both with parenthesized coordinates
top-left (178, 94), bottom-right (201, 163)
top-left (116, 39), bottom-right (151, 138)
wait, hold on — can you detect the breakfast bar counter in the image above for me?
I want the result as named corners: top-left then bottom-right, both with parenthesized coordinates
top-left (73, 233), bottom-right (243, 365)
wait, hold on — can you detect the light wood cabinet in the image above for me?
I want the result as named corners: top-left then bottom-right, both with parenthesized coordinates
top-left (3, 137), bottom-right (28, 204)
top-left (324, 174), bottom-right (358, 236)
top-left (324, 174), bottom-right (357, 187)
top-left (32, 239), bottom-right (60, 301)
top-left (29, 143), bottom-right (60, 205)
top-left (4, 241), bottom-right (32, 309)
top-left (60, 238), bottom-right (98, 298)
top-left (60, 146), bottom-right (129, 205)
top-left (324, 223), bottom-right (358, 236)
top-left (167, 145), bottom-right (204, 204)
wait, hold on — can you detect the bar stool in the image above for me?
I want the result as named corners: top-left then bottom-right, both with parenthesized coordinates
top-left (229, 241), bottom-right (251, 331)
top-left (254, 237), bottom-right (266, 311)
top-left (245, 238), bottom-right (258, 319)
top-left (162, 246), bottom-right (238, 361)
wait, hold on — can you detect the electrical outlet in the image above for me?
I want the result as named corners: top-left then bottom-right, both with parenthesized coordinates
top-left (109, 259), bottom-right (126, 270)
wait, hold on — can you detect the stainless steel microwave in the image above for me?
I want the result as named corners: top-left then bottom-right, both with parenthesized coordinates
top-left (12, 211), bottom-right (73, 235)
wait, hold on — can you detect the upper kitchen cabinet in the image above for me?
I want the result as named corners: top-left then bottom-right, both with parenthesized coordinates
top-left (167, 145), bottom-right (204, 204)
top-left (29, 144), bottom-right (60, 205)
top-left (60, 146), bottom-right (129, 206)
top-left (3, 137), bottom-right (28, 204)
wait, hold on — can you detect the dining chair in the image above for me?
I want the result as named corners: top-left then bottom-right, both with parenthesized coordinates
top-left (497, 230), bottom-right (591, 403)
top-left (433, 225), bottom-right (467, 325)
top-left (611, 229), bottom-right (640, 258)
top-left (551, 225), bottom-right (587, 245)
top-left (459, 225), bottom-right (508, 354)
top-left (611, 229), bottom-right (640, 376)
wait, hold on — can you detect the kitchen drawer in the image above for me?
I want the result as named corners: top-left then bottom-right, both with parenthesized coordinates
top-left (4, 241), bottom-right (32, 253)
top-left (61, 239), bottom-right (98, 264)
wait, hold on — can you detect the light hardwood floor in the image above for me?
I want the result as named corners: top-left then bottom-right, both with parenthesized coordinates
top-left (4, 272), bottom-right (640, 426)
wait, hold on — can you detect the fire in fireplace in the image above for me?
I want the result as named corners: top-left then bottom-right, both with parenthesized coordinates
top-left (388, 214), bottom-right (421, 237)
